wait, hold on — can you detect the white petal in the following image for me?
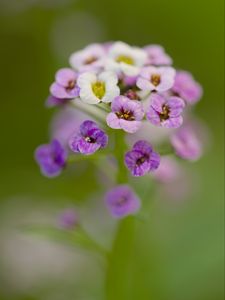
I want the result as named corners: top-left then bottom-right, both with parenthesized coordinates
top-left (79, 87), bottom-right (100, 104)
top-left (120, 63), bottom-right (140, 76)
top-left (77, 72), bottom-right (97, 88)
top-left (99, 71), bottom-right (118, 85)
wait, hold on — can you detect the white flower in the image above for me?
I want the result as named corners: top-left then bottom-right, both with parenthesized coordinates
top-left (77, 71), bottom-right (120, 104)
top-left (69, 44), bottom-right (106, 72)
top-left (105, 41), bottom-right (147, 76)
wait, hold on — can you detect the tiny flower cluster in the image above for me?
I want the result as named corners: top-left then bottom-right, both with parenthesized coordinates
top-left (35, 41), bottom-right (205, 218)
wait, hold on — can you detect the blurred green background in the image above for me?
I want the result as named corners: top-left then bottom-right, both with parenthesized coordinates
top-left (0, 0), bottom-right (224, 299)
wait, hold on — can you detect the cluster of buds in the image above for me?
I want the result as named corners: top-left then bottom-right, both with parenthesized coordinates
top-left (35, 41), bottom-right (205, 219)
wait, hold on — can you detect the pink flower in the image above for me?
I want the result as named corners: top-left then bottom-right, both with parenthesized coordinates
top-left (137, 66), bottom-right (176, 92)
top-left (147, 93), bottom-right (185, 128)
top-left (172, 71), bottom-right (203, 104)
top-left (144, 44), bottom-right (172, 66)
top-left (106, 96), bottom-right (144, 133)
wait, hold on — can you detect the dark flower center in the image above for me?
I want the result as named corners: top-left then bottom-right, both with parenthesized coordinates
top-left (84, 56), bottom-right (97, 65)
top-left (123, 89), bottom-right (141, 101)
top-left (85, 136), bottom-right (96, 143)
top-left (67, 80), bottom-right (76, 91)
top-left (116, 109), bottom-right (135, 121)
top-left (116, 196), bottom-right (128, 206)
top-left (151, 74), bottom-right (161, 86)
top-left (159, 104), bottom-right (170, 121)
top-left (136, 155), bottom-right (149, 166)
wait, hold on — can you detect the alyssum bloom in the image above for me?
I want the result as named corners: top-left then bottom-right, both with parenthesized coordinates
top-left (125, 140), bottom-right (160, 177)
top-left (69, 43), bottom-right (106, 72)
top-left (106, 96), bottom-right (144, 133)
top-left (50, 68), bottom-right (80, 99)
top-left (58, 209), bottom-right (78, 229)
top-left (77, 71), bottom-right (120, 104)
top-left (105, 41), bottom-right (147, 76)
top-left (105, 185), bottom-right (140, 218)
top-left (144, 44), bottom-right (172, 66)
top-left (35, 41), bottom-right (205, 223)
top-left (171, 122), bottom-right (203, 161)
top-left (172, 70), bottom-right (203, 104)
top-left (147, 93), bottom-right (185, 128)
top-left (35, 139), bottom-right (67, 177)
top-left (137, 66), bottom-right (176, 93)
top-left (69, 120), bottom-right (108, 155)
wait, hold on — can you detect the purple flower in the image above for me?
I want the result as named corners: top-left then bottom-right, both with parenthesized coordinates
top-left (172, 71), bottom-right (203, 104)
top-left (105, 185), bottom-right (140, 218)
top-left (50, 68), bottom-right (79, 99)
top-left (69, 120), bottom-right (108, 155)
top-left (106, 96), bottom-right (144, 133)
top-left (137, 66), bottom-right (175, 92)
top-left (144, 45), bottom-right (173, 66)
top-left (58, 209), bottom-right (78, 229)
top-left (35, 139), bottom-right (67, 177)
top-left (171, 123), bottom-right (203, 161)
top-left (125, 140), bottom-right (160, 176)
top-left (147, 93), bottom-right (185, 128)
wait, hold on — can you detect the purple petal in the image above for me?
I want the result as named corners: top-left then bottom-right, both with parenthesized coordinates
top-left (69, 135), bottom-right (81, 153)
top-left (77, 138), bottom-right (101, 155)
top-left (133, 140), bottom-right (153, 154)
top-left (120, 119), bottom-right (142, 133)
top-left (105, 185), bottom-right (140, 218)
top-left (146, 106), bottom-right (161, 126)
top-left (55, 68), bottom-right (77, 87)
top-left (80, 120), bottom-right (99, 136)
top-left (125, 150), bottom-right (150, 177)
top-left (149, 151), bottom-right (160, 171)
top-left (172, 71), bottom-right (203, 104)
top-left (50, 83), bottom-right (70, 99)
top-left (162, 116), bottom-right (183, 128)
top-left (150, 93), bottom-right (165, 113)
top-left (167, 97), bottom-right (185, 117)
top-left (35, 139), bottom-right (67, 178)
top-left (93, 129), bottom-right (108, 148)
top-left (111, 96), bottom-right (127, 112)
top-left (106, 112), bottom-right (121, 129)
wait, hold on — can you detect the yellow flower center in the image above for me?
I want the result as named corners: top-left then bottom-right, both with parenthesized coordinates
top-left (92, 81), bottom-right (106, 99)
top-left (116, 55), bottom-right (134, 65)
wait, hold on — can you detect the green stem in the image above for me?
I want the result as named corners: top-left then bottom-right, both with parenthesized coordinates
top-left (113, 130), bottom-right (129, 183)
top-left (105, 130), bottom-right (137, 300)
top-left (106, 217), bottom-right (136, 300)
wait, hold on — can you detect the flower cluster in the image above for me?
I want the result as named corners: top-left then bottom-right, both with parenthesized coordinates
top-left (35, 41), bottom-right (205, 218)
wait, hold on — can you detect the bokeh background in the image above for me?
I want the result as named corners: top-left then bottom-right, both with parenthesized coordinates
top-left (0, 0), bottom-right (224, 299)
